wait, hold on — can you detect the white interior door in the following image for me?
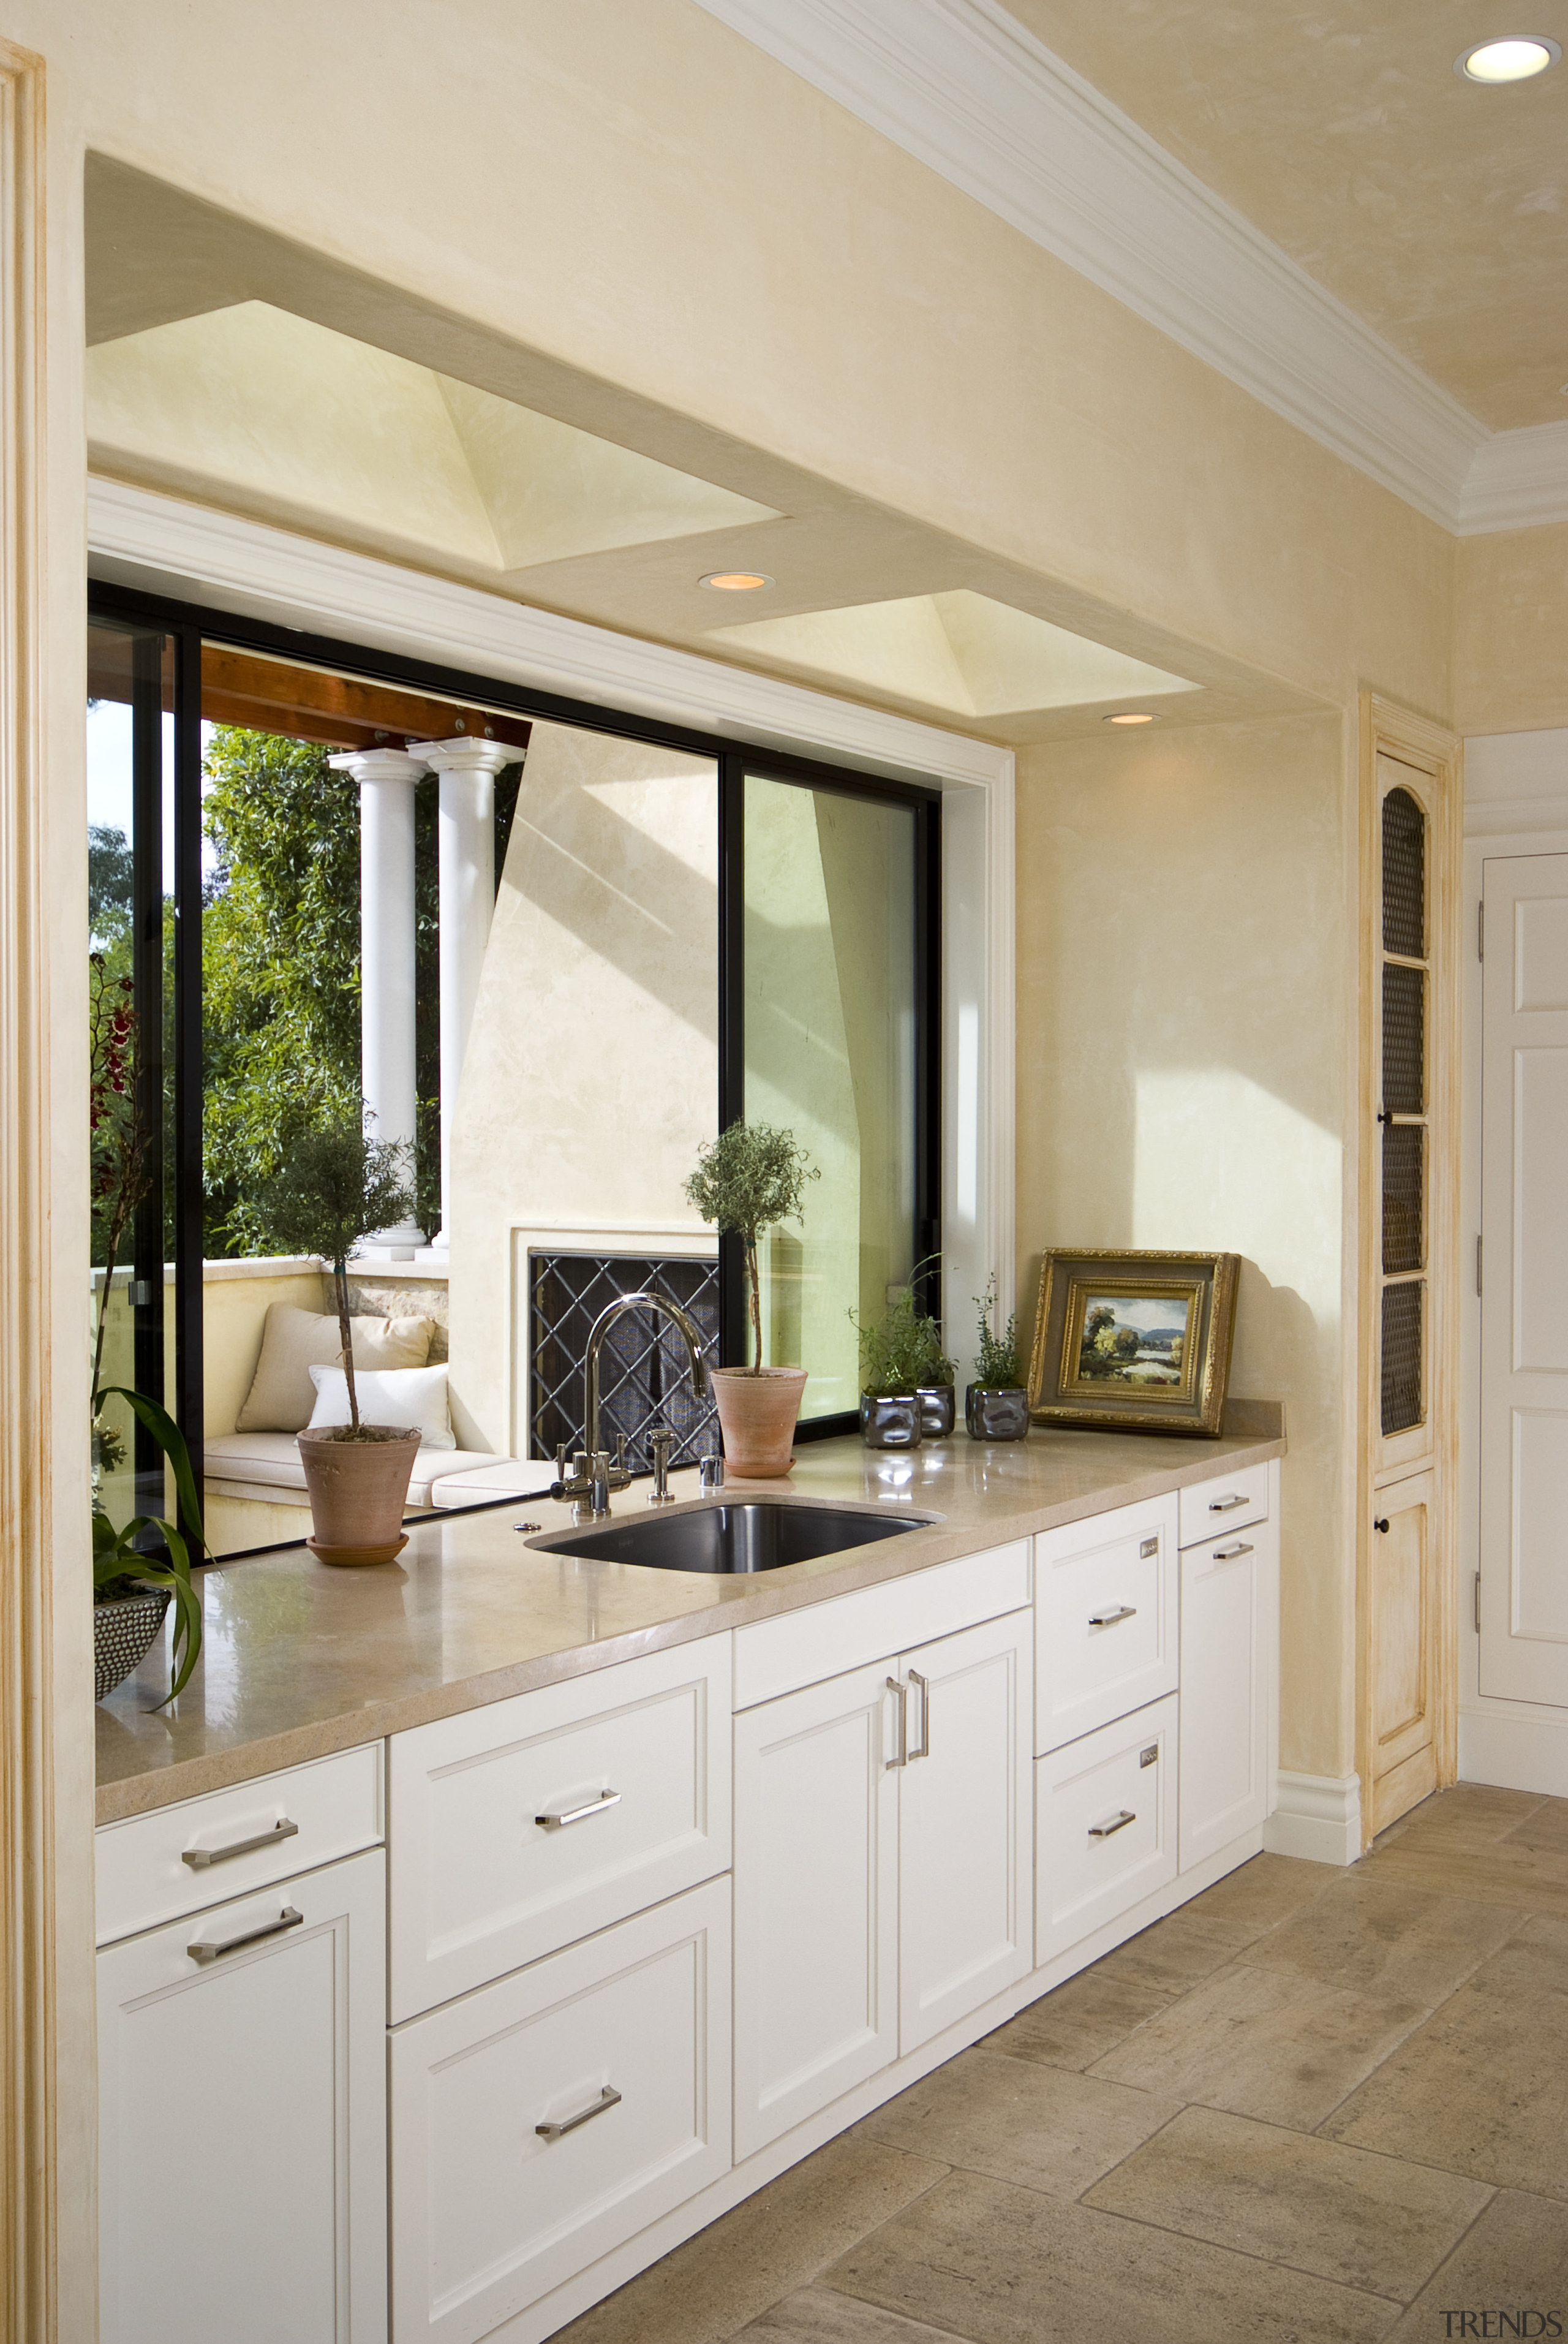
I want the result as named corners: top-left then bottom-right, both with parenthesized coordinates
top-left (1480, 852), bottom-right (1568, 1707)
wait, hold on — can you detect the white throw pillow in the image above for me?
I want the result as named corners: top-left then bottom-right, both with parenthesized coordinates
top-left (305, 1363), bottom-right (456, 1450)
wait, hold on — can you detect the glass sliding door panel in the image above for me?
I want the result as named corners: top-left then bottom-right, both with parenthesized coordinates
top-left (742, 773), bottom-right (918, 1423)
top-left (88, 619), bottom-right (176, 1524)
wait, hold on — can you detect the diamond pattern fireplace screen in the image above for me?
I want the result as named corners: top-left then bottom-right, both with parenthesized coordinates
top-left (529, 1251), bottom-right (721, 1470)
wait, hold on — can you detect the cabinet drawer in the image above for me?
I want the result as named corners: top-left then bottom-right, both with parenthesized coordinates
top-left (1178, 1461), bottom-right (1270, 1548)
top-left (389, 1637), bottom-right (730, 2019)
top-left (390, 1877), bottom-right (731, 2344)
top-left (96, 1743), bottom-right (383, 1946)
top-left (1036, 1695), bottom-right (1178, 1963)
top-left (1035, 1497), bottom-right (1177, 1752)
top-left (733, 1540), bottom-right (1031, 1708)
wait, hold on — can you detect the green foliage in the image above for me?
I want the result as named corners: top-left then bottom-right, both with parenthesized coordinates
top-left (254, 1123), bottom-right (415, 1432)
top-left (853, 1258), bottom-right (953, 1397)
top-left (684, 1121), bottom-right (818, 1374)
top-left (88, 822), bottom-right (134, 950)
top-left (973, 1274), bottom-right (1022, 1388)
top-left (201, 730), bottom-right (369, 1252)
top-left (254, 1122), bottom-right (415, 1272)
top-left (92, 1386), bottom-right (205, 1709)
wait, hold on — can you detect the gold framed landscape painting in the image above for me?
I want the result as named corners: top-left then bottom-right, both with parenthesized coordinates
top-left (1029, 1249), bottom-right (1240, 1436)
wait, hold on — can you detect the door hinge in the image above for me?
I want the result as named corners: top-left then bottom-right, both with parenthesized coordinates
top-left (1476, 1234), bottom-right (1483, 1296)
top-left (1478, 900), bottom-right (1485, 961)
top-left (1474, 1571), bottom-right (1482, 1634)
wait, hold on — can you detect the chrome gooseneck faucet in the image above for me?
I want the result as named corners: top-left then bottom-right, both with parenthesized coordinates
top-left (550, 1291), bottom-right (711, 1521)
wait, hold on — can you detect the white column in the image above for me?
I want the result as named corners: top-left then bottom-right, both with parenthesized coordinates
top-left (407, 735), bottom-right (514, 1253)
top-left (328, 746), bottom-right (429, 1257)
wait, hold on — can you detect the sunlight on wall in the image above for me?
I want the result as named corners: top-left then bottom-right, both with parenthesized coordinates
top-left (1133, 1069), bottom-right (1342, 1333)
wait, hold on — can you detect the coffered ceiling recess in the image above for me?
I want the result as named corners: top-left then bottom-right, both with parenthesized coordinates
top-left (85, 155), bottom-right (1316, 743)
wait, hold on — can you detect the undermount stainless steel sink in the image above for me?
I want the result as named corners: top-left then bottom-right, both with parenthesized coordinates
top-left (526, 1499), bottom-right (934, 1575)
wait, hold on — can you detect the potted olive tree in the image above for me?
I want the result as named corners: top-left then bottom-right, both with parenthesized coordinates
top-left (684, 1121), bottom-right (818, 1476)
top-left (854, 1261), bottom-right (954, 1448)
top-left (968, 1275), bottom-right (1030, 1440)
top-left (257, 1122), bottom-right (422, 1563)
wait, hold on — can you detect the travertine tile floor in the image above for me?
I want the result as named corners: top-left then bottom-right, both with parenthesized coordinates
top-left (558, 1785), bottom-right (1568, 2344)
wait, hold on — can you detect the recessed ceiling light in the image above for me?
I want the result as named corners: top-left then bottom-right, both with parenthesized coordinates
top-left (699, 570), bottom-right (775, 591)
top-left (1454, 35), bottom-right (1559, 81)
top-left (1104, 711), bottom-right (1158, 726)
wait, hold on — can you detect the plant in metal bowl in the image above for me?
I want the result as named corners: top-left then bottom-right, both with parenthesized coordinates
top-left (92, 1386), bottom-right (205, 1707)
top-left (968, 1275), bottom-right (1029, 1441)
top-left (853, 1258), bottom-right (954, 1444)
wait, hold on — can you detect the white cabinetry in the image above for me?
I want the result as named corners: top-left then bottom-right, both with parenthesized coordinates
top-left (733, 1658), bottom-right (897, 2159)
top-left (388, 1638), bottom-right (730, 2019)
top-left (1035, 1494), bottom-right (1177, 1752)
top-left (1037, 1695), bottom-right (1177, 1961)
top-left (1178, 1507), bottom-right (1274, 1870)
top-left (97, 1845), bottom-right (387, 2344)
top-left (390, 1878), bottom-right (731, 2344)
top-left (733, 1557), bottom-right (1032, 2160)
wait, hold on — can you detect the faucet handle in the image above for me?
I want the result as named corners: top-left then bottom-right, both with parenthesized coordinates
top-left (699, 1452), bottom-right (725, 1493)
top-left (647, 1426), bottom-right (676, 1506)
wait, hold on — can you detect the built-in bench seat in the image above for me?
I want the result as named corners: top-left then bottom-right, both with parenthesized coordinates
top-left (203, 1432), bottom-right (555, 1514)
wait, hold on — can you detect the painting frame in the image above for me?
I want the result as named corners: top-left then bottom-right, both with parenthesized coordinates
top-left (1028, 1249), bottom-right (1240, 1437)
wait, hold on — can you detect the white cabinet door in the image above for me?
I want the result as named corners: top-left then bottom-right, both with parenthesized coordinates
top-left (98, 1848), bottom-right (386, 2344)
top-left (733, 1660), bottom-right (898, 2161)
top-left (390, 1878), bottom-right (731, 2344)
top-left (897, 1608), bottom-right (1033, 2055)
top-left (1179, 1526), bottom-right (1270, 1869)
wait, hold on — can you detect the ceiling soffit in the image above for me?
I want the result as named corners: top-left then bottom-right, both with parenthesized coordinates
top-left (82, 158), bottom-right (1323, 743)
top-left (690, 0), bottom-right (1568, 533)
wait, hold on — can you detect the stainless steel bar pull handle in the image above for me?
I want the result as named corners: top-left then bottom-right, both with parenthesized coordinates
top-left (1211, 1541), bottom-right (1254, 1561)
top-left (188, 1906), bottom-right (304, 1964)
top-left (886, 1675), bottom-right (908, 1768)
top-left (1088, 1604), bottom-right (1137, 1627)
top-left (908, 1668), bottom-right (930, 1760)
top-left (536, 1790), bottom-right (621, 1830)
top-left (1208, 1494), bottom-right (1249, 1512)
top-left (1088, 1810), bottom-right (1137, 1840)
top-left (536, 2085), bottom-right (622, 2141)
top-left (181, 1818), bottom-right (299, 1870)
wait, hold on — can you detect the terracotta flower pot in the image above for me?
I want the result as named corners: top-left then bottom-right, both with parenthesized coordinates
top-left (296, 1425), bottom-right (421, 1565)
top-left (709, 1367), bottom-right (808, 1478)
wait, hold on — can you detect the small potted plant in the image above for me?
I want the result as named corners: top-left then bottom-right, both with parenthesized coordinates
top-left (968, 1275), bottom-right (1030, 1440)
top-left (257, 1121), bottom-right (423, 1563)
top-left (684, 1120), bottom-right (818, 1476)
top-left (89, 955), bottom-right (206, 1704)
top-left (854, 1260), bottom-right (954, 1446)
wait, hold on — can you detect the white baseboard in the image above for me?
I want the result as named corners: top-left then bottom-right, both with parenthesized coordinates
top-left (1459, 1708), bottom-right (1568, 1798)
top-left (1263, 1770), bottom-right (1362, 1866)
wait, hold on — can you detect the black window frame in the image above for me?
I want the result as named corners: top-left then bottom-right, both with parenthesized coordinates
top-left (88, 578), bottom-right (943, 1471)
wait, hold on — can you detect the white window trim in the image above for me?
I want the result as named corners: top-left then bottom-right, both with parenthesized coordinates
top-left (87, 475), bottom-right (1016, 1363)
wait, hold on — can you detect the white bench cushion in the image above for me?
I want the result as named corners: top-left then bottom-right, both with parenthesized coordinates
top-left (204, 1432), bottom-right (513, 1509)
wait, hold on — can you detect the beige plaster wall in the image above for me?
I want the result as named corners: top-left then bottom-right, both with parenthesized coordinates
top-left (447, 724), bottom-right (718, 1455)
top-left (1015, 713), bottom-right (1354, 1782)
top-left (1454, 522), bottom-right (1568, 737)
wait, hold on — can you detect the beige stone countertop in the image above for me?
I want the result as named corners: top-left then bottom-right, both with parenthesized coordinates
top-left (95, 1403), bottom-right (1283, 1824)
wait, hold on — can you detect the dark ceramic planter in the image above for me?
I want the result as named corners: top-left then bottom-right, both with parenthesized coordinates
top-left (916, 1384), bottom-right (956, 1439)
top-left (860, 1391), bottom-right (922, 1449)
top-left (94, 1587), bottom-right (171, 1702)
top-left (965, 1383), bottom-right (1031, 1440)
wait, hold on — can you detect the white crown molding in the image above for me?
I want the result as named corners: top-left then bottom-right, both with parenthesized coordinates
top-left (693, 0), bottom-right (1568, 535)
top-left (1457, 420), bottom-right (1568, 535)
